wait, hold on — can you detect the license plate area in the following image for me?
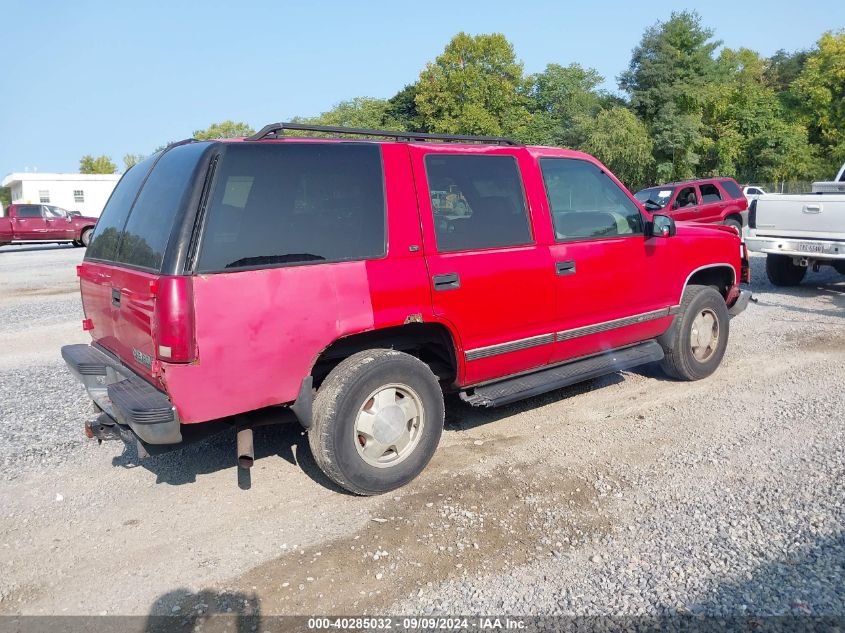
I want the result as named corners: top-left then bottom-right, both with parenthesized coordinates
top-left (796, 242), bottom-right (825, 253)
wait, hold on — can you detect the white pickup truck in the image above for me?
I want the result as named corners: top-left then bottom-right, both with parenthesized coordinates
top-left (746, 162), bottom-right (845, 285)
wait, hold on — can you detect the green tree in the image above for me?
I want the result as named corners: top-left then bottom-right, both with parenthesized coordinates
top-left (192, 120), bottom-right (255, 140)
top-left (580, 107), bottom-right (655, 190)
top-left (79, 155), bottom-right (117, 174)
top-left (619, 11), bottom-right (721, 180)
top-left (0, 186), bottom-right (11, 210)
top-left (524, 63), bottom-right (609, 146)
top-left (415, 32), bottom-right (531, 136)
top-left (765, 48), bottom-right (809, 93)
top-left (123, 153), bottom-right (146, 170)
top-left (294, 97), bottom-right (391, 130)
top-left (383, 84), bottom-right (422, 131)
top-left (792, 31), bottom-right (845, 172)
top-left (700, 47), bottom-right (819, 182)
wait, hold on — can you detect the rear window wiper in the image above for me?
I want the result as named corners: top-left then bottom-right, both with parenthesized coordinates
top-left (225, 253), bottom-right (326, 268)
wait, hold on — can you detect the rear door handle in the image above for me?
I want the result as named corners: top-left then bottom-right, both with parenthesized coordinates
top-left (555, 260), bottom-right (576, 276)
top-left (803, 204), bottom-right (822, 214)
top-left (432, 272), bottom-right (460, 291)
top-left (111, 288), bottom-right (121, 307)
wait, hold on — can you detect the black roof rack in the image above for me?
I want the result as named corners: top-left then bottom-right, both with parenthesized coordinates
top-left (245, 122), bottom-right (521, 146)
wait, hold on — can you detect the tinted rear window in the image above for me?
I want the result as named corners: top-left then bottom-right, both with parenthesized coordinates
top-left (196, 143), bottom-right (386, 272)
top-left (15, 205), bottom-right (42, 218)
top-left (720, 179), bottom-right (742, 198)
top-left (116, 143), bottom-right (209, 270)
top-left (85, 155), bottom-right (158, 262)
top-left (86, 143), bottom-right (209, 270)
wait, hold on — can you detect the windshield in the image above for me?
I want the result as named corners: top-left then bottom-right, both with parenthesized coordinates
top-left (634, 187), bottom-right (673, 208)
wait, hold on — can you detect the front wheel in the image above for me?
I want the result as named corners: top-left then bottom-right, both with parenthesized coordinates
top-left (659, 285), bottom-right (730, 381)
top-left (308, 349), bottom-right (444, 495)
top-left (766, 254), bottom-right (806, 286)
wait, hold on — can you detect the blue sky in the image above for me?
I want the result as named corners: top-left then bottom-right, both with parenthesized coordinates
top-left (0, 0), bottom-right (840, 177)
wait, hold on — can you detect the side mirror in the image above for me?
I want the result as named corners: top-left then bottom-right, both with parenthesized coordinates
top-left (650, 214), bottom-right (676, 238)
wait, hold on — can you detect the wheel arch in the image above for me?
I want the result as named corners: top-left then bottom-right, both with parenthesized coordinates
top-left (682, 264), bottom-right (736, 302)
top-left (309, 322), bottom-right (460, 391)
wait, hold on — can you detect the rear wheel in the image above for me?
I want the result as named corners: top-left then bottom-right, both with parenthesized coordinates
top-left (659, 285), bottom-right (730, 381)
top-left (308, 349), bottom-right (444, 495)
top-left (766, 254), bottom-right (806, 286)
top-left (724, 217), bottom-right (742, 234)
top-left (80, 228), bottom-right (93, 247)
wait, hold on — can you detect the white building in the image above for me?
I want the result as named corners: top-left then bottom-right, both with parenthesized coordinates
top-left (1, 172), bottom-right (122, 218)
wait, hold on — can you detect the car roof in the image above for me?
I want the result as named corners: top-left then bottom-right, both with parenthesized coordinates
top-left (214, 135), bottom-right (592, 158)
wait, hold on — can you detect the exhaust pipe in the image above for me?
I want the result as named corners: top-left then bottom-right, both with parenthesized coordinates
top-left (236, 427), bottom-right (254, 469)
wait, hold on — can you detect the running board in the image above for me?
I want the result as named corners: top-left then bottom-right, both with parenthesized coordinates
top-left (460, 340), bottom-right (664, 407)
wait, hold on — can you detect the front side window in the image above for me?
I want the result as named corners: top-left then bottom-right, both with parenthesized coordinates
top-left (424, 154), bottom-right (531, 252)
top-left (196, 143), bottom-right (386, 272)
top-left (675, 186), bottom-right (698, 208)
top-left (44, 206), bottom-right (68, 218)
top-left (700, 183), bottom-right (723, 203)
top-left (540, 158), bottom-right (643, 240)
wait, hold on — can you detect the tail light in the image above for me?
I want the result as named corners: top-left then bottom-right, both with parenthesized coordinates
top-left (748, 199), bottom-right (757, 229)
top-left (154, 276), bottom-right (196, 363)
top-left (740, 242), bottom-right (751, 283)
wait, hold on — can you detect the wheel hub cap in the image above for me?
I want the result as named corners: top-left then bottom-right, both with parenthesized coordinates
top-left (354, 383), bottom-right (425, 468)
top-left (372, 405), bottom-right (406, 445)
top-left (690, 309), bottom-right (719, 362)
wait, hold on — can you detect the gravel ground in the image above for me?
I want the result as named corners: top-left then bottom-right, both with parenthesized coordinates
top-left (0, 244), bottom-right (842, 622)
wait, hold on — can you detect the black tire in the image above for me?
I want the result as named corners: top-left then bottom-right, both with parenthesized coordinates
top-left (766, 254), bottom-right (806, 286)
top-left (659, 285), bottom-right (730, 381)
top-left (72, 240), bottom-right (82, 247)
top-left (308, 349), bottom-right (444, 495)
top-left (724, 217), bottom-right (742, 234)
top-left (80, 228), bottom-right (93, 247)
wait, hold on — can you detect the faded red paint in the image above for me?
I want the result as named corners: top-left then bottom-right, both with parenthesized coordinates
top-left (75, 137), bottom-right (746, 426)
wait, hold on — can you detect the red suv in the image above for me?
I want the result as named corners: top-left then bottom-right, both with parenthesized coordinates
top-left (634, 177), bottom-right (748, 233)
top-left (62, 123), bottom-right (751, 495)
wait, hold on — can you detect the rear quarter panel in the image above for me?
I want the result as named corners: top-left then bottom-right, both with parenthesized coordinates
top-left (161, 143), bottom-right (443, 424)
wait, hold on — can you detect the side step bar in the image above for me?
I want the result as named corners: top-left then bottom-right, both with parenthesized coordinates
top-left (460, 340), bottom-right (664, 407)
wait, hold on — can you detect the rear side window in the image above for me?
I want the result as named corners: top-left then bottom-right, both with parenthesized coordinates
top-left (86, 143), bottom-right (209, 270)
top-left (700, 183), bottom-right (723, 203)
top-left (15, 205), bottom-right (42, 218)
top-left (540, 158), bottom-right (642, 240)
top-left (196, 143), bottom-right (386, 272)
top-left (424, 154), bottom-right (531, 252)
top-left (720, 179), bottom-right (742, 198)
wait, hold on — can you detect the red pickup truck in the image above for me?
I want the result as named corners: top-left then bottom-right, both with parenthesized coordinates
top-left (0, 203), bottom-right (98, 248)
top-left (62, 124), bottom-right (751, 495)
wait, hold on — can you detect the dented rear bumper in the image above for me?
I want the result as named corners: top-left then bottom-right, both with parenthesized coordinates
top-left (61, 344), bottom-right (182, 445)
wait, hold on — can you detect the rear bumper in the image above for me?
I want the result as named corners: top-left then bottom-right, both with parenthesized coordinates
top-left (746, 234), bottom-right (845, 260)
top-left (728, 290), bottom-right (752, 317)
top-left (61, 344), bottom-right (182, 445)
